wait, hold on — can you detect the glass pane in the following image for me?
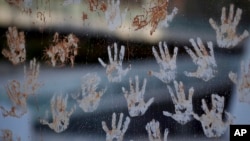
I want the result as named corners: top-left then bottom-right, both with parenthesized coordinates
top-left (0, 0), bottom-right (250, 141)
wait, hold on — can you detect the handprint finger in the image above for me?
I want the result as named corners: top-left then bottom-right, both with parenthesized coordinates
top-left (163, 111), bottom-right (173, 117)
top-left (117, 113), bottom-right (124, 130)
top-left (141, 78), bottom-right (147, 96)
top-left (167, 85), bottom-right (177, 105)
top-left (163, 128), bottom-right (169, 141)
top-left (159, 42), bottom-right (166, 61)
top-left (102, 121), bottom-right (109, 133)
top-left (145, 122), bottom-right (152, 136)
top-left (122, 87), bottom-right (128, 96)
top-left (228, 71), bottom-right (237, 84)
top-left (239, 30), bottom-right (249, 42)
top-left (211, 94), bottom-right (224, 113)
top-left (108, 46), bottom-right (113, 64)
top-left (119, 45), bottom-right (125, 64)
top-left (135, 75), bottom-right (139, 93)
top-left (163, 42), bottom-right (170, 62)
top-left (189, 38), bottom-right (203, 58)
top-left (172, 47), bottom-right (178, 62)
top-left (152, 47), bottom-right (162, 64)
top-left (98, 58), bottom-right (107, 68)
top-left (197, 37), bottom-right (208, 56)
top-left (209, 18), bottom-right (219, 31)
top-left (201, 99), bottom-right (209, 114)
top-left (121, 117), bottom-right (130, 134)
top-left (114, 43), bottom-right (118, 61)
top-left (192, 112), bottom-right (200, 121)
top-left (167, 7), bottom-right (178, 22)
top-left (228, 4), bottom-right (234, 23)
top-left (177, 81), bottom-right (185, 101)
top-left (233, 8), bottom-right (242, 27)
top-left (112, 112), bottom-right (116, 129)
top-left (145, 98), bottom-right (154, 109)
top-left (173, 81), bottom-right (181, 100)
top-left (188, 87), bottom-right (194, 103)
top-left (207, 41), bottom-right (214, 59)
top-left (221, 7), bottom-right (226, 24)
top-left (184, 46), bottom-right (198, 64)
top-left (150, 71), bottom-right (161, 80)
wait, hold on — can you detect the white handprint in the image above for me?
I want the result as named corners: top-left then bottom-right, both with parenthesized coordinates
top-left (102, 113), bottom-right (130, 141)
top-left (192, 94), bottom-right (234, 138)
top-left (163, 81), bottom-right (194, 125)
top-left (229, 60), bottom-right (250, 103)
top-left (149, 41), bottom-right (178, 83)
top-left (146, 119), bottom-right (169, 141)
top-left (105, 0), bottom-right (127, 31)
top-left (40, 94), bottom-right (76, 133)
top-left (209, 4), bottom-right (249, 48)
top-left (98, 42), bottom-right (131, 82)
top-left (122, 75), bottom-right (154, 117)
top-left (184, 37), bottom-right (217, 81)
top-left (72, 73), bottom-right (106, 112)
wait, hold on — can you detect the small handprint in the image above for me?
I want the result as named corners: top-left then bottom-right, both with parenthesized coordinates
top-left (102, 112), bottom-right (130, 141)
top-left (145, 119), bottom-right (169, 141)
top-left (2, 26), bottom-right (26, 65)
top-left (72, 73), bottom-right (106, 112)
top-left (209, 4), bottom-right (249, 48)
top-left (229, 60), bottom-right (250, 103)
top-left (149, 41), bottom-right (178, 83)
top-left (1, 129), bottom-right (21, 141)
top-left (163, 81), bottom-right (194, 125)
top-left (98, 42), bottom-right (131, 82)
top-left (184, 37), bottom-right (217, 81)
top-left (105, 0), bottom-right (127, 31)
top-left (44, 32), bottom-right (79, 67)
top-left (122, 75), bottom-right (154, 117)
top-left (0, 59), bottom-right (41, 118)
top-left (23, 58), bottom-right (42, 95)
top-left (192, 94), bottom-right (234, 138)
top-left (40, 94), bottom-right (76, 133)
top-left (0, 80), bottom-right (27, 118)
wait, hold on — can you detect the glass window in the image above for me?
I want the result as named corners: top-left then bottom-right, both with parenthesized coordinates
top-left (0, 0), bottom-right (250, 140)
